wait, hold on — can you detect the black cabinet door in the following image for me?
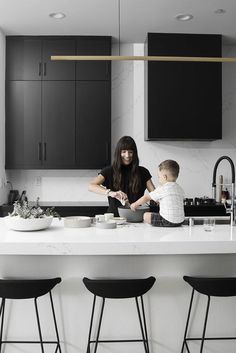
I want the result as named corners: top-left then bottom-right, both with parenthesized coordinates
top-left (6, 37), bottom-right (42, 80)
top-left (6, 37), bottom-right (76, 81)
top-left (76, 37), bottom-right (111, 80)
top-left (76, 81), bottom-right (111, 168)
top-left (145, 33), bottom-right (222, 140)
top-left (42, 81), bottom-right (76, 168)
top-left (42, 39), bottom-right (76, 80)
top-left (6, 81), bottom-right (42, 168)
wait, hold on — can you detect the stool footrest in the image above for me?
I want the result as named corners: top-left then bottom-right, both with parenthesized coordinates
top-left (90, 339), bottom-right (148, 343)
top-left (185, 336), bottom-right (236, 341)
top-left (0, 340), bottom-right (60, 344)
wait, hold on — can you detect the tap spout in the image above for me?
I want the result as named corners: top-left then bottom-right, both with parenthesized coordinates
top-left (212, 155), bottom-right (235, 225)
top-left (212, 156), bottom-right (235, 188)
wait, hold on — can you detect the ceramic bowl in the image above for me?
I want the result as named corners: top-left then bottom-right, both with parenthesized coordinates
top-left (64, 216), bottom-right (91, 228)
top-left (96, 220), bottom-right (117, 229)
top-left (4, 215), bottom-right (53, 231)
top-left (118, 206), bottom-right (150, 223)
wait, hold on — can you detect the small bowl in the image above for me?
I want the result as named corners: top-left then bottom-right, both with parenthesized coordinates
top-left (118, 206), bottom-right (150, 223)
top-left (96, 220), bottom-right (117, 229)
top-left (64, 216), bottom-right (91, 228)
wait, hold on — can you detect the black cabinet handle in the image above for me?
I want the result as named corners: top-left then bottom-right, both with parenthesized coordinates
top-left (38, 63), bottom-right (42, 76)
top-left (43, 143), bottom-right (47, 160)
top-left (43, 63), bottom-right (46, 76)
top-left (105, 142), bottom-right (109, 164)
top-left (38, 142), bottom-right (42, 160)
top-left (105, 62), bottom-right (109, 78)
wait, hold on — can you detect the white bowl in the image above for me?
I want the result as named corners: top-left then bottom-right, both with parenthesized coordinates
top-left (96, 220), bottom-right (117, 229)
top-left (118, 206), bottom-right (150, 222)
top-left (4, 216), bottom-right (53, 231)
top-left (64, 216), bottom-right (91, 228)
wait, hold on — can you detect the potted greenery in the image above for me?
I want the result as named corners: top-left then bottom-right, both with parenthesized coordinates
top-left (4, 198), bottom-right (60, 231)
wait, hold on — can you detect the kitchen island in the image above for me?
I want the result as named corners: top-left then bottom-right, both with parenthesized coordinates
top-left (0, 218), bottom-right (236, 353)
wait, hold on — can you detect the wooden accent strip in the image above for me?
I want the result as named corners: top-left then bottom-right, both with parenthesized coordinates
top-left (51, 55), bottom-right (236, 62)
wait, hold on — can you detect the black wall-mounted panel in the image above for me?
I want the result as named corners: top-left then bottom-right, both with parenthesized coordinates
top-left (145, 33), bottom-right (222, 140)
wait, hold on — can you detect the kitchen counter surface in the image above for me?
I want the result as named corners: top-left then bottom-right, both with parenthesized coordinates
top-left (38, 201), bottom-right (109, 207)
top-left (1, 218), bottom-right (236, 255)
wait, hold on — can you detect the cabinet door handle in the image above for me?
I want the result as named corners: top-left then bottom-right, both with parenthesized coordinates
top-left (105, 62), bottom-right (109, 78)
top-left (43, 63), bottom-right (46, 76)
top-left (38, 63), bottom-right (42, 76)
top-left (105, 142), bottom-right (109, 164)
top-left (43, 143), bottom-right (47, 160)
top-left (38, 142), bottom-right (42, 161)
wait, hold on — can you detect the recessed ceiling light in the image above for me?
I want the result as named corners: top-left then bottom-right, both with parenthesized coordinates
top-left (175, 14), bottom-right (194, 21)
top-left (214, 9), bottom-right (226, 14)
top-left (49, 12), bottom-right (66, 19)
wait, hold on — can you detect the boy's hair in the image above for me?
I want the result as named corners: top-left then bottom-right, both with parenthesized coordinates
top-left (159, 160), bottom-right (180, 179)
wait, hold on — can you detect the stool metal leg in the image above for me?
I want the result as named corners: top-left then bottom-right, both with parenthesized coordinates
top-left (34, 297), bottom-right (45, 353)
top-left (0, 299), bottom-right (5, 353)
top-left (94, 297), bottom-right (105, 353)
top-left (181, 288), bottom-right (195, 353)
top-left (135, 296), bottom-right (149, 353)
top-left (199, 296), bottom-right (211, 353)
top-left (49, 291), bottom-right (62, 353)
top-left (141, 295), bottom-right (150, 353)
top-left (86, 295), bottom-right (97, 353)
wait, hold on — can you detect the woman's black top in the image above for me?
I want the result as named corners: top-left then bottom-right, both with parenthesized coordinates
top-left (100, 165), bottom-right (152, 216)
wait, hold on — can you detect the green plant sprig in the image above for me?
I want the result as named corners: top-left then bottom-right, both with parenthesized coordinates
top-left (9, 198), bottom-right (61, 220)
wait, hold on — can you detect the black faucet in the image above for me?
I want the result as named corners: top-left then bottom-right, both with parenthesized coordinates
top-left (212, 156), bottom-right (235, 225)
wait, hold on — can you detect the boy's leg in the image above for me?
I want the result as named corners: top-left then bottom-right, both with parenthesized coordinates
top-left (143, 212), bottom-right (152, 224)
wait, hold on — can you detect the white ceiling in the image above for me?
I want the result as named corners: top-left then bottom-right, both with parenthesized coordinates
top-left (0, 0), bottom-right (236, 44)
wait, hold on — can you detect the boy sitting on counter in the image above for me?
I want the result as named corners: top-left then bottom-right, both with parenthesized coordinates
top-left (130, 160), bottom-right (185, 227)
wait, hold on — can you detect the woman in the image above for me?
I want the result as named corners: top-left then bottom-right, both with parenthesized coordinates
top-left (88, 136), bottom-right (155, 216)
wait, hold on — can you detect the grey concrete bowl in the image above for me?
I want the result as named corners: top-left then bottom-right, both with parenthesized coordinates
top-left (118, 206), bottom-right (150, 223)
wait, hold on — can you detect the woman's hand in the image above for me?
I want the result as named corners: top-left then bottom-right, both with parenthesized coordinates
top-left (109, 190), bottom-right (128, 203)
top-left (130, 202), bottom-right (138, 211)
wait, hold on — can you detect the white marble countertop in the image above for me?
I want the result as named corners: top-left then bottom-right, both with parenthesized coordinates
top-left (1, 218), bottom-right (236, 255)
top-left (1, 201), bottom-right (109, 207)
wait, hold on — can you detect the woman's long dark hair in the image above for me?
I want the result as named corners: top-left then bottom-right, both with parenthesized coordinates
top-left (113, 136), bottom-right (141, 193)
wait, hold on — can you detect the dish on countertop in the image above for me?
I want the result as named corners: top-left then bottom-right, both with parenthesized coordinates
top-left (4, 215), bottom-right (53, 231)
top-left (118, 205), bottom-right (149, 223)
top-left (112, 217), bottom-right (127, 225)
top-left (96, 220), bottom-right (117, 229)
top-left (64, 216), bottom-right (91, 228)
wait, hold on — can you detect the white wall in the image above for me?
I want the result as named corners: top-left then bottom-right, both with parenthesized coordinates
top-left (0, 30), bottom-right (7, 204)
top-left (5, 43), bottom-right (236, 202)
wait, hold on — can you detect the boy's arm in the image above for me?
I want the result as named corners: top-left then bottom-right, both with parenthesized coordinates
top-left (130, 194), bottom-right (151, 211)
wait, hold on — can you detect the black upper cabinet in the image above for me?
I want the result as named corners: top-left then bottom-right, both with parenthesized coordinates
top-left (76, 36), bottom-right (111, 80)
top-left (6, 36), bottom-right (76, 81)
top-left (5, 35), bottom-right (111, 169)
top-left (145, 33), bottom-right (222, 140)
top-left (6, 38), bottom-right (42, 81)
top-left (76, 81), bottom-right (111, 168)
top-left (42, 81), bottom-right (76, 168)
top-left (5, 81), bottom-right (75, 169)
top-left (6, 81), bottom-right (42, 168)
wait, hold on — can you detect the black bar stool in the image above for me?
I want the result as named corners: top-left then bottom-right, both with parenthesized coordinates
top-left (0, 277), bottom-right (62, 353)
top-left (181, 275), bottom-right (236, 353)
top-left (83, 276), bottom-right (156, 353)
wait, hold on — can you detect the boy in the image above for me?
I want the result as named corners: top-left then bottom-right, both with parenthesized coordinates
top-left (130, 160), bottom-right (185, 227)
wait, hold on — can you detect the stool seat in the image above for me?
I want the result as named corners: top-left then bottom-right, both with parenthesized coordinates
top-left (83, 276), bottom-right (156, 299)
top-left (182, 275), bottom-right (236, 353)
top-left (0, 277), bottom-right (61, 299)
top-left (83, 276), bottom-right (156, 353)
top-left (184, 275), bottom-right (236, 297)
top-left (0, 277), bottom-right (62, 353)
